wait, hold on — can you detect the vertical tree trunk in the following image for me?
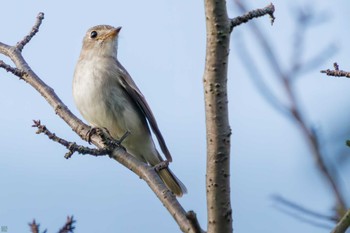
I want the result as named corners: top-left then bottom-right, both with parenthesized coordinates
top-left (203, 0), bottom-right (232, 233)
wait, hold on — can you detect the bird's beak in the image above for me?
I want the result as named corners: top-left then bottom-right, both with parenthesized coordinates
top-left (103, 26), bottom-right (122, 40)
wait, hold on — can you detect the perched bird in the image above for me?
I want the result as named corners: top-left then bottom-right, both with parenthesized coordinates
top-left (73, 25), bottom-right (187, 196)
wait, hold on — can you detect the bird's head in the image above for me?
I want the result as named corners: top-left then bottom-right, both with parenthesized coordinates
top-left (81, 25), bottom-right (122, 57)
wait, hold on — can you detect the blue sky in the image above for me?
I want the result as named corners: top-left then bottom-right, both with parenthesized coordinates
top-left (0, 1), bottom-right (350, 233)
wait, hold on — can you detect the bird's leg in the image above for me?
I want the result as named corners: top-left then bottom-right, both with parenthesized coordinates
top-left (116, 130), bottom-right (130, 145)
top-left (106, 130), bottom-right (130, 150)
top-left (154, 160), bottom-right (170, 172)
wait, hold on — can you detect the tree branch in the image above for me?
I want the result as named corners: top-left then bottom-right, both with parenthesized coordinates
top-left (230, 3), bottom-right (275, 31)
top-left (16, 12), bottom-right (44, 52)
top-left (29, 219), bottom-right (47, 233)
top-left (58, 216), bottom-right (76, 233)
top-left (203, 1), bottom-right (232, 233)
top-left (272, 195), bottom-right (337, 223)
top-left (321, 62), bottom-right (350, 78)
top-left (32, 120), bottom-right (110, 159)
top-left (234, 0), bottom-right (347, 218)
top-left (0, 12), bottom-right (200, 233)
top-left (331, 209), bottom-right (350, 233)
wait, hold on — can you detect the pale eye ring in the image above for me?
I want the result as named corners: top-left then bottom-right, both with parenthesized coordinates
top-left (90, 31), bottom-right (98, 39)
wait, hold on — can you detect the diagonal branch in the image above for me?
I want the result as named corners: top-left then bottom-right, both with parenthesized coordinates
top-left (331, 209), bottom-right (350, 233)
top-left (16, 12), bottom-right (44, 51)
top-left (235, 36), bottom-right (291, 118)
top-left (234, 0), bottom-right (347, 217)
top-left (58, 216), bottom-right (76, 233)
top-left (0, 12), bottom-right (200, 233)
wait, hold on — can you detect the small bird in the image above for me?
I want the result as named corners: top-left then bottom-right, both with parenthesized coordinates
top-left (73, 25), bottom-right (187, 196)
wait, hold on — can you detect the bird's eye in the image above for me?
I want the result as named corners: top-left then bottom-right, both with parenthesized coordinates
top-left (90, 31), bottom-right (98, 39)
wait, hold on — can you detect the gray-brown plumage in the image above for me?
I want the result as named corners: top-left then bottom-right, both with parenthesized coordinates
top-left (73, 25), bottom-right (187, 196)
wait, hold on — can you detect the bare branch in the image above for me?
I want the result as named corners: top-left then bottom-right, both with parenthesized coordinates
top-left (321, 62), bottom-right (350, 78)
top-left (331, 209), bottom-right (350, 233)
top-left (235, 36), bottom-right (292, 118)
top-left (0, 12), bottom-right (200, 233)
top-left (234, 0), bottom-right (347, 215)
top-left (273, 205), bottom-right (333, 229)
top-left (58, 216), bottom-right (76, 233)
top-left (32, 120), bottom-right (110, 159)
top-left (16, 12), bottom-right (44, 51)
top-left (296, 43), bottom-right (338, 77)
top-left (0, 60), bottom-right (26, 78)
top-left (29, 219), bottom-right (47, 233)
top-left (29, 220), bottom-right (39, 233)
top-left (230, 3), bottom-right (275, 31)
top-left (272, 195), bottom-right (338, 222)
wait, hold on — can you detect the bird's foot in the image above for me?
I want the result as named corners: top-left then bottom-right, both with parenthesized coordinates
top-left (84, 127), bottom-right (110, 144)
top-left (84, 127), bottom-right (130, 152)
top-left (154, 160), bottom-right (170, 172)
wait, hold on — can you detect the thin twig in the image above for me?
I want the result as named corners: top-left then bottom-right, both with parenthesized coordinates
top-left (273, 205), bottom-right (333, 229)
top-left (235, 35), bottom-right (291, 119)
top-left (272, 195), bottom-right (338, 222)
top-left (321, 62), bottom-right (350, 78)
top-left (0, 60), bottom-right (25, 78)
top-left (29, 219), bottom-right (47, 233)
top-left (58, 216), bottom-right (76, 233)
top-left (16, 12), bottom-right (44, 52)
top-left (296, 43), bottom-right (338, 77)
top-left (32, 120), bottom-right (110, 159)
top-left (29, 220), bottom-right (39, 233)
top-left (234, 0), bottom-right (347, 216)
top-left (230, 3), bottom-right (275, 32)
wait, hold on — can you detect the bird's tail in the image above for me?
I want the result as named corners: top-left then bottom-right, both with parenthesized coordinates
top-left (159, 168), bottom-right (187, 197)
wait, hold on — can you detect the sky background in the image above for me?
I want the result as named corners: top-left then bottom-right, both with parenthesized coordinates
top-left (0, 1), bottom-right (350, 233)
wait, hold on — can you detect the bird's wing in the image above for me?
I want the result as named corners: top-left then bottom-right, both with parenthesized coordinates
top-left (115, 59), bottom-right (172, 162)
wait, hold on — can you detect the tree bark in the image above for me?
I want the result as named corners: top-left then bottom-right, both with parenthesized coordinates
top-left (203, 0), bottom-right (232, 233)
